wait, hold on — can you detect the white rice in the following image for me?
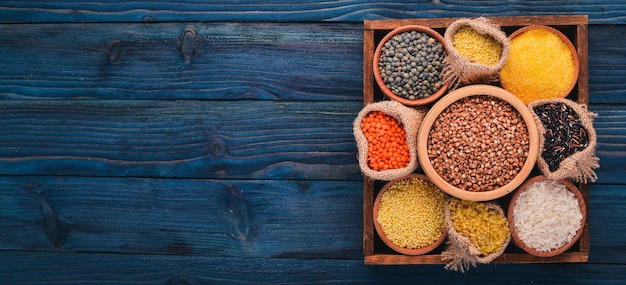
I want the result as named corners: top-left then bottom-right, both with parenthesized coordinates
top-left (512, 180), bottom-right (583, 252)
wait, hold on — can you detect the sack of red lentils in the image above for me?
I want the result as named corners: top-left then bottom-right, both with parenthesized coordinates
top-left (353, 100), bottom-right (426, 181)
top-left (441, 198), bottom-right (510, 273)
top-left (529, 98), bottom-right (599, 183)
top-left (441, 17), bottom-right (510, 89)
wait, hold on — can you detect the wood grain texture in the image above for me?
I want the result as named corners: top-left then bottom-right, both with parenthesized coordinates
top-left (0, 100), bottom-right (621, 183)
top-left (0, 1), bottom-right (625, 24)
top-left (588, 185), bottom-right (626, 255)
top-left (0, 22), bottom-right (624, 104)
top-left (0, 176), bottom-right (363, 258)
top-left (0, 23), bottom-right (362, 101)
top-left (0, 100), bottom-right (362, 180)
top-left (0, 177), bottom-right (623, 263)
top-left (0, 4), bottom-right (624, 283)
top-left (364, 252), bottom-right (590, 265)
top-left (588, 24), bottom-right (626, 104)
top-left (0, 251), bottom-right (625, 285)
top-left (592, 104), bottom-right (626, 184)
top-left (364, 15), bottom-right (590, 29)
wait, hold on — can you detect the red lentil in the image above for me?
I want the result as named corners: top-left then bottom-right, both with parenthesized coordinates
top-left (361, 111), bottom-right (410, 171)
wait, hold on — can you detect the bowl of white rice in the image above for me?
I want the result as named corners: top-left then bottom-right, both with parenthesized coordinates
top-left (507, 176), bottom-right (587, 257)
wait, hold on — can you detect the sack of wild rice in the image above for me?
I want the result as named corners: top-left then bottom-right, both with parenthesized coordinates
top-left (353, 101), bottom-right (426, 181)
top-left (529, 98), bottom-right (599, 183)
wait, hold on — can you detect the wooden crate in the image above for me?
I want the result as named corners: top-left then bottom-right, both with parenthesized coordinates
top-left (363, 16), bottom-right (589, 265)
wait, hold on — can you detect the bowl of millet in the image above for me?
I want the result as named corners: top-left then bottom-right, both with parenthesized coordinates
top-left (373, 25), bottom-right (449, 106)
top-left (373, 174), bottom-right (448, 255)
top-left (417, 84), bottom-right (539, 201)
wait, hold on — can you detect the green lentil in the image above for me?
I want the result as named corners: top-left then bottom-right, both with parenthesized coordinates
top-left (378, 31), bottom-right (446, 100)
top-left (377, 178), bottom-right (446, 249)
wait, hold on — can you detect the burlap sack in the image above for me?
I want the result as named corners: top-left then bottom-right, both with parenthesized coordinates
top-left (441, 199), bottom-right (510, 273)
top-left (529, 98), bottom-right (599, 183)
top-left (353, 101), bottom-right (426, 181)
top-left (441, 17), bottom-right (510, 90)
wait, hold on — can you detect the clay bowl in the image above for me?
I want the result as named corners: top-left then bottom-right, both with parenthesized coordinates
top-left (507, 176), bottom-right (587, 257)
top-left (373, 174), bottom-right (447, 255)
top-left (417, 84), bottom-right (539, 201)
top-left (373, 25), bottom-right (449, 107)
top-left (500, 25), bottom-right (579, 104)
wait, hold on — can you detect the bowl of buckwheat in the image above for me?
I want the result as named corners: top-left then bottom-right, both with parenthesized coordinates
top-left (417, 84), bottom-right (539, 201)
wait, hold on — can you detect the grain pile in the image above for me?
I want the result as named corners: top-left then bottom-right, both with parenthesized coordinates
top-left (427, 95), bottom-right (529, 191)
top-left (500, 28), bottom-right (577, 104)
top-left (512, 180), bottom-right (583, 252)
top-left (377, 178), bottom-right (446, 249)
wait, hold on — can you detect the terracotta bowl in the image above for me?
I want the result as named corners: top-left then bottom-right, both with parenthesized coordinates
top-left (507, 176), bottom-right (587, 257)
top-left (373, 174), bottom-right (447, 255)
top-left (417, 85), bottom-right (539, 201)
top-left (500, 25), bottom-right (579, 103)
top-left (373, 25), bottom-right (449, 107)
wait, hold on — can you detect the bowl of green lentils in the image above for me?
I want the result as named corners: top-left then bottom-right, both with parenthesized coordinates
top-left (374, 25), bottom-right (449, 106)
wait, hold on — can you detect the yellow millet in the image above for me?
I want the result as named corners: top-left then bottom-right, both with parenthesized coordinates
top-left (453, 26), bottom-right (503, 66)
top-left (448, 198), bottom-right (510, 256)
top-left (500, 28), bottom-right (576, 105)
top-left (377, 178), bottom-right (446, 249)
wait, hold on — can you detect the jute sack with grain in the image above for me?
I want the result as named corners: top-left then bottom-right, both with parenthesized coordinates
top-left (441, 199), bottom-right (510, 273)
top-left (442, 17), bottom-right (510, 89)
top-left (529, 98), bottom-right (599, 183)
top-left (353, 100), bottom-right (426, 181)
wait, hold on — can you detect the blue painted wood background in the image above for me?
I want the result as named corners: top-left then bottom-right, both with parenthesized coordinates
top-left (0, 1), bottom-right (625, 284)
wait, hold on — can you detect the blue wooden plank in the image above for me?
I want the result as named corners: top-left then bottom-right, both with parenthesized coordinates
top-left (591, 104), bottom-right (626, 185)
top-left (0, 1), bottom-right (625, 24)
top-left (0, 177), bottom-right (363, 257)
top-left (588, 24), bottom-right (626, 104)
top-left (0, 100), bottom-right (362, 180)
top-left (0, 251), bottom-right (625, 284)
top-left (588, 184), bottom-right (626, 264)
top-left (0, 176), bottom-right (623, 263)
top-left (0, 23), bottom-right (363, 101)
top-left (0, 23), bottom-right (623, 103)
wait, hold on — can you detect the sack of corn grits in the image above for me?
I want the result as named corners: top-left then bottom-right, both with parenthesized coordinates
top-left (353, 100), bottom-right (426, 181)
top-left (442, 17), bottom-right (510, 89)
top-left (441, 198), bottom-right (510, 272)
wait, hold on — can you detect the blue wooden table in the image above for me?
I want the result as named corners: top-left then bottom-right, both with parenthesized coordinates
top-left (0, 2), bottom-right (624, 284)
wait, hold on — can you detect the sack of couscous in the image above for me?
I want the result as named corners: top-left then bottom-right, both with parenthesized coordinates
top-left (442, 17), bottom-right (510, 89)
top-left (353, 101), bottom-right (426, 181)
top-left (441, 198), bottom-right (511, 272)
